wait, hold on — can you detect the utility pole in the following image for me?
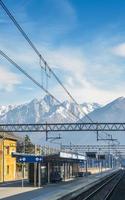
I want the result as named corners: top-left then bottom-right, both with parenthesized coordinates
top-left (23, 136), bottom-right (26, 180)
top-left (34, 144), bottom-right (37, 187)
top-left (38, 162), bottom-right (41, 187)
top-left (108, 141), bottom-right (111, 169)
top-left (98, 148), bottom-right (101, 173)
top-left (85, 159), bottom-right (88, 174)
top-left (22, 163), bottom-right (24, 187)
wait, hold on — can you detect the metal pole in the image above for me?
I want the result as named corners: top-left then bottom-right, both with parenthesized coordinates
top-left (85, 160), bottom-right (88, 174)
top-left (64, 162), bottom-right (65, 180)
top-left (100, 161), bottom-right (102, 174)
top-left (98, 148), bottom-right (100, 173)
top-left (22, 163), bottom-right (24, 187)
top-left (112, 155), bottom-right (114, 168)
top-left (108, 141), bottom-right (110, 169)
top-left (47, 162), bottom-right (50, 183)
top-left (77, 162), bottom-right (79, 177)
top-left (34, 163), bottom-right (37, 187)
top-left (69, 163), bottom-right (71, 178)
top-left (46, 122), bottom-right (48, 141)
top-left (38, 163), bottom-right (41, 187)
top-left (24, 136), bottom-right (26, 180)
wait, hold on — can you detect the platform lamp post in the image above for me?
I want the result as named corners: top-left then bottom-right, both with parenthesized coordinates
top-left (85, 151), bottom-right (88, 174)
top-left (98, 148), bottom-right (101, 173)
top-left (108, 141), bottom-right (111, 169)
top-left (21, 136), bottom-right (25, 187)
top-left (85, 159), bottom-right (88, 174)
top-left (24, 136), bottom-right (26, 181)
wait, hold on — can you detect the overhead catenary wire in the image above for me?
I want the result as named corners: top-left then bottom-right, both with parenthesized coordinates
top-left (0, 0), bottom-right (93, 123)
top-left (0, 49), bottom-right (78, 122)
top-left (0, 50), bottom-right (112, 141)
top-left (0, 0), bottom-right (116, 141)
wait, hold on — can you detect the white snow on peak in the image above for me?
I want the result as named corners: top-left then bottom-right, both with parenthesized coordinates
top-left (0, 95), bottom-right (101, 124)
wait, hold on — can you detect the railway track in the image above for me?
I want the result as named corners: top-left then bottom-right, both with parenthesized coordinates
top-left (59, 170), bottom-right (124, 200)
top-left (81, 170), bottom-right (124, 200)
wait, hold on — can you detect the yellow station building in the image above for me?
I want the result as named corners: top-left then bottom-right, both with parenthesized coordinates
top-left (0, 132), bottom-right (17, 182)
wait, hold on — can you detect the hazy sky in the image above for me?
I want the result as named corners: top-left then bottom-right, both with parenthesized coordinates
top-left (0, 0), bottom-right (125, 105)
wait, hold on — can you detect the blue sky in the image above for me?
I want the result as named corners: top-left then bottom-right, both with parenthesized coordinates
top-left (1, 0), bottom-right (125, 105)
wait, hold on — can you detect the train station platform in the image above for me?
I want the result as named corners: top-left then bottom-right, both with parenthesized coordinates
top-left (0, 168), bottom-right (118, 200)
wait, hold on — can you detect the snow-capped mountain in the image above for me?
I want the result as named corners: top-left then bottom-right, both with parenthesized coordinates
top-left (0, 95), bottom-right (100, 124)
top-left (76, 96), bottom-right (125, 144)
top-left (82, 96), bottom-right (125, 122)
top-left (1, 96), bottom-right (125, 144)
top-left (0, 105), bottom-right (17, 116)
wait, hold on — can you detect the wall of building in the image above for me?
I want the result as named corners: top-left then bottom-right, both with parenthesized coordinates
top-left (0, 139), bottom-right (3, 182)
top-left (0, 138), bottom-right (16, 182)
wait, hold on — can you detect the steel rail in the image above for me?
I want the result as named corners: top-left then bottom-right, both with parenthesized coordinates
top-left (82, 171), bottom-right (123, 200)
top-left (104, 172), bottom-right (123, 200)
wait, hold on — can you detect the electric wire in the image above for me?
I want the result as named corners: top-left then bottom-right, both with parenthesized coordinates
top-left (0, 0), bottom-right (93, 123)
top-left (0, 0), bottom-right (116, 141)
top-left (0, 49), bottom-right (79, 122)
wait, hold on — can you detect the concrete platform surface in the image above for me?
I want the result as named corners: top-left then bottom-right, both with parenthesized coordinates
top-left (0, 169), bottom-right (118, 200)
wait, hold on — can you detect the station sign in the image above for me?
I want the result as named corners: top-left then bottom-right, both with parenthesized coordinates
top-left (12, 153), bottom-right (43, 163)
top-left (17, 155), bottom-right (43, 163)
top-left (86, 152), bottom-right (97, 159)
top-left (97, 154), bottom-right (105, 160)
top-left (78, 155), bottom-right (85, 160)
top-left (60, 152), bottom-right (85, 160)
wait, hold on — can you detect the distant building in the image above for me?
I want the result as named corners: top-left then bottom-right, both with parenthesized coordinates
top-left (0, 132), bottom-right (17, 182)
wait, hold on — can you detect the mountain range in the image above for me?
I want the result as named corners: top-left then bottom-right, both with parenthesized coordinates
top-left (0, 95), bottom-right (125, 144)
top-left (0, 95), bottom-right (100, 123)
top-left (83, 96), bottom-right (125, 122)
